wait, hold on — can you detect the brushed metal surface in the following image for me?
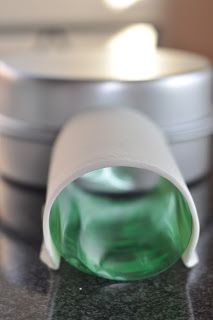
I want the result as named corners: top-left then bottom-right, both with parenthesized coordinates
top-left (0, 48), bottom-right (212, 186)
top-left (0, 48), bottom-right (211, 131)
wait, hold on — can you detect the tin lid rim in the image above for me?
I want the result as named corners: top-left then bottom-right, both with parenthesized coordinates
top-left (0, 112), bottom-right (212, 144)
top-left (0, 48), bottom-right (211, 82)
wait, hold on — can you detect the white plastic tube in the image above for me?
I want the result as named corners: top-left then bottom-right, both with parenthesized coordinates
top-left (40, 108), bottom-right (199, 270)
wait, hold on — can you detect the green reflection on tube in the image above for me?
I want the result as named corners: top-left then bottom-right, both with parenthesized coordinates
top-left (49, 169), bottom-right (192, 281)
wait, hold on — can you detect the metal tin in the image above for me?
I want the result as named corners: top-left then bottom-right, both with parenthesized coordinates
top-left (0, 48), bottom-right (212, 186)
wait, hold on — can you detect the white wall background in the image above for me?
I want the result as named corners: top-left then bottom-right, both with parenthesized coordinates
top-left (0, 0), bottom-right (167, 27)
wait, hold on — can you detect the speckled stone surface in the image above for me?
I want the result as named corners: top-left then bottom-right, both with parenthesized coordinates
top-left (0, 173), bottom-right (213, 319)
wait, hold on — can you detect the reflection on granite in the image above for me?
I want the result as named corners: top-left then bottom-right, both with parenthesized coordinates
top-left (0, 178), bottom-right (45, 242)
top-left (0, 175), bottom-right (213, 319)
top-left (0, 232), bottom-right (50, 319)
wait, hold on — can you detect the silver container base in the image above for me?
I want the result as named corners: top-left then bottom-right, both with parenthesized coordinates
top-left (0, 133), bottom-right (211, 188)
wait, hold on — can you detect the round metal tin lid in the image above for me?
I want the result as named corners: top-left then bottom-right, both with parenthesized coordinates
top-left (0, 47), bottom-right (210, 81)
top-left (0, 47), bottom-right (212, 137)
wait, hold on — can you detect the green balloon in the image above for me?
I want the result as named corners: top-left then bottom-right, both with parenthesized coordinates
top-left (49, 169), bottom-right (192, 281)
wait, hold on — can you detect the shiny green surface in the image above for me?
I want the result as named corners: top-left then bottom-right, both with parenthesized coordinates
top-left (49, 170), bottom-right (192, 281)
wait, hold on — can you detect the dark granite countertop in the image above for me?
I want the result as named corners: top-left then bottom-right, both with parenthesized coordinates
top-left (0, 172), bottom-right (213, 319)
